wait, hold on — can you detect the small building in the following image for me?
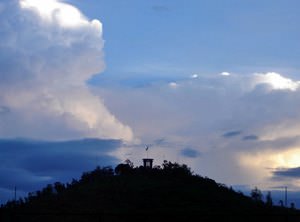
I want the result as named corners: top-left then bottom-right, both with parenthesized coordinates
top-left (142, 158), bottom-right (154, 169)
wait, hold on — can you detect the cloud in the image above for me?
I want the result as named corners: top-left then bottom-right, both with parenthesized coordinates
top-left (0, 0), bottom-right (133, 141)
top-left (220, 72), bottom-right (231, 76)
top-left (253, 72), bottom-right (300, 91)
top-left (96, 71), bottom-right (300, 189)
top-left (20, 0), bottom-right (96, 28)
top-left (168, 82), bottom-right (179, 88)
top-left (223, 131), bottom-right (242, 138)
top-left (180, 148), bottom-right (200, 158)
top-left (242, 135), bottom-right (258, 141)
top-left (190, 74), bottom-right (199, 79)
top-left (273, 167), bottom-right (300, 179)
top-left (0, 106), bottom-right (10, 114)
top-left (0, 138), bottom-right (121, 203)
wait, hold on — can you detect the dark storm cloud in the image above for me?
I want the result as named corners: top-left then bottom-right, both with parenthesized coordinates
top-left (0, 138), bottom-right (122, 203)
top-left (222, 131), bottom-right (242, 138)
top-left (273, 167), bottom-right (300, 179)
top-left (180, 148), bottom-right (201, 158)
top-left (0, 168), bottom-right (49, 191)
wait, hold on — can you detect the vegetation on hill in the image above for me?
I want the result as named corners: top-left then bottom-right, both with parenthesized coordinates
top-left (1, 160), bottom-right (300, 222)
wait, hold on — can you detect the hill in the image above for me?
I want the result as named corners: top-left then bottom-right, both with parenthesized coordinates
top-left (1, 160), bottom-right (300, 222)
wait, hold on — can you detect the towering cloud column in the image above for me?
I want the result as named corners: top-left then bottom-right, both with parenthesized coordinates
top-left (0, 0), bottom-right (133, 141)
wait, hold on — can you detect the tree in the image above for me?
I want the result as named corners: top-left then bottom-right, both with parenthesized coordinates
top-left (161, 160), bottom-right (192, 177)
top-left (251, 187), bottom-right (263, 202)
top-left (279, 200), bottom-right (284, 207)
top-left (54, 182), bottom-right (65, 194)
top-left (124, 159), bottom-right (134, 168)
top-left (115, 160), bottom-right (134, 175)
top-left (290, 202), bottom-right (296, 209)
top-left (42, 184), bottom-right (53, 196)
top-left (265, 191), bottom-right (273, 206)
top-left (80, 166), bottom-right (114, 183)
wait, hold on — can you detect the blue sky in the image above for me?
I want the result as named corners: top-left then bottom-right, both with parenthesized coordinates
top-left (73, 0), bottom-right (300, 83)
top-left (1, 0), bottom-right (300, 206)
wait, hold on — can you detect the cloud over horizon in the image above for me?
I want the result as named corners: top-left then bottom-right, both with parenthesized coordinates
top-left (96, 71), bottom-right (300, 189)
top-left (0, 0), bottom-right (133, 141)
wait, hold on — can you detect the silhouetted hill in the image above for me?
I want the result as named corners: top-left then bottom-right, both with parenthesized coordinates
top-left (1, 160), bottom-right (300, 222)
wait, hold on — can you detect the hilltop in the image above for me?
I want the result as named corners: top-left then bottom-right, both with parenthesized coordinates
top-left (1, 160), bottom-right (299, 222)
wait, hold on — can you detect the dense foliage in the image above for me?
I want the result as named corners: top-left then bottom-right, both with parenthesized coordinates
top-left (1, 160), bottom-right (299, 221)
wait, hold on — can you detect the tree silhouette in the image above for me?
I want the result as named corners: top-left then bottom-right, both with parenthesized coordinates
top-left (42, 184), bottom-right (53, 196)
top-left (54, 182), bottom-right (65, 194)
top-left (115, 162), bottom-right (134, 175)
top-left (291, 202), bottom-right (296, 209)
top-left (279, 200), bottom-right (284, 207)
top-left (251, 187), bottom-right (263, 202)
top-left (161, 160), bottom-right (192, 176)
top-left (265, 191), bottom-right (273, 206)
top-left (1, 160), bottom-right (300, 222)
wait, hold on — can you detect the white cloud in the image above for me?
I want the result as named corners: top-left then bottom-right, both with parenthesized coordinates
top-left (20, 0), bottom-right (88, 28)
top-left (253, 72), bottom-right (300, 91)
top-left (168, 82), bottom-right (178, 88)
top-left (97, 71), bottom-right (300, 188)
top-left (238, 147), bottom-right (300, 190)
top-left (220, 71), bottom-right (231, 76)
top-left (190, 74), bottom-right (198, 79)
top-left (0, 0), bottom-right (133, 141)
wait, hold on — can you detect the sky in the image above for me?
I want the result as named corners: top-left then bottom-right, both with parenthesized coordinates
top-left (1, 0), bottom-right (300, 206)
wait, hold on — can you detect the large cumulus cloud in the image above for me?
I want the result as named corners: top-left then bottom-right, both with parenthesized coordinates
top-left (0, 0), bottom-right (133, 141)
top-left (97, 71), bottom-right (300, 190)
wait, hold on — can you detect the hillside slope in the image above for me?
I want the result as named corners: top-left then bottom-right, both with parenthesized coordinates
top-left (1, 161), bottom-right (299, 222)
